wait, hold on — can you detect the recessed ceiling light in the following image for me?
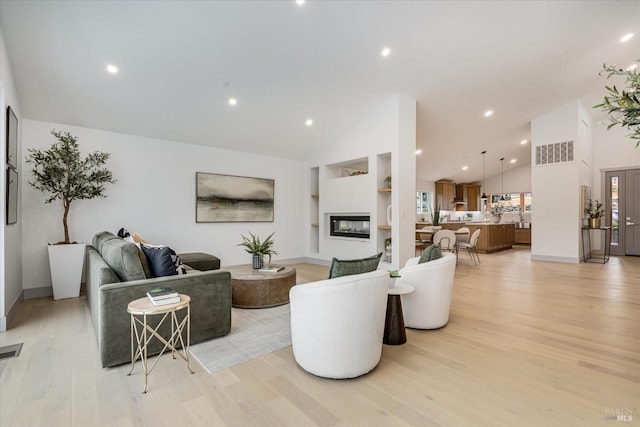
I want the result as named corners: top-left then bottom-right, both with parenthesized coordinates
top-left (462, 166), bottom-right (469, 171)
top-left (305, 119), bottom-right (313, 126)
top-left (520, 139), bottom-right (528, 145)
top-left (620, 33), bottom-right (634, 43)
top-left (510, 159), bottom-right (517, 164)
top-left (228, 98), bottom-right (237, 106)
top-left (296, 0), bottom-right (305, 4)
top-left (484, 110), bottom-right (493, 117)
top-left (106, 64), bottom-right (119, 74)
top-left (415, 149), bottom-right (422, 155)
top-left (381, 47), bottom-right (391, 57)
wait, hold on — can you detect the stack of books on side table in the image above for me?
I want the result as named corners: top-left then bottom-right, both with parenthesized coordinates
top-left (146, 287), bottom-right (180, 306)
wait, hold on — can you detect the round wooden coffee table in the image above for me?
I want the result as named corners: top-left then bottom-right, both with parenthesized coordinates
top-left (225, 265), bottom-right (296, 308)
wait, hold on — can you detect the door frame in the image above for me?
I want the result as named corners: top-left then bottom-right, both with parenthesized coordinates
top-left (604, 167), bottom-right (640, 256)
top-left (605, 170), bottom-right (626, 256)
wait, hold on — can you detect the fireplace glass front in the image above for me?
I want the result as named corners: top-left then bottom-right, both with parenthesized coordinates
top-left (330, 215), bottom-right (370, 239)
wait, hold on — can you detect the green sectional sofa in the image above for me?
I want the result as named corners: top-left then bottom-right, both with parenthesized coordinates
top-left (86, 231), bottom-right (231, 368)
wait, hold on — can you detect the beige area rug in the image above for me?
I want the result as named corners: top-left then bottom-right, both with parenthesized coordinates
top-left (190, 303), bottom-right (292, 374)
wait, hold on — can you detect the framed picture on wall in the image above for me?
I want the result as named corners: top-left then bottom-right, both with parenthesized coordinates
top-left (195, 172), bottom-right (275, 222)
top-left (6, 167), bottom-right (18, 224)
top-left (6, 106), bottom-right (18, 169)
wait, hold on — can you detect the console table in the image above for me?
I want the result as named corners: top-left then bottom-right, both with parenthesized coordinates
top-left (581, 226), bottom-right (611, 264)
top-left (226, 265), bottom-right (296, 308)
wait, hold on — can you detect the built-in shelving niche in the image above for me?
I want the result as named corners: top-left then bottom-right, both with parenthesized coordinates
top-left (377, 152), bottom-right (392, 263)
top-left (325, 157), bottom-right (369, 179)
top-left (309, 166), bottom-right (320, 254)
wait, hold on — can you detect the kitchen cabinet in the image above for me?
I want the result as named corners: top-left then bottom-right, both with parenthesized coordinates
top-left (514, 228), bottom-right (531, 245)
top-left (465, 223), bottom-right (515, 253)
top-left (435, 180), bottom-right (455, 211)
top-left (467, 185), bottom-right (481, 211)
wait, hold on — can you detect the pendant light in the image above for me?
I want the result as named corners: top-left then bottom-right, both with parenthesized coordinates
top-left (500, 157), bottom-right (505, 201)
top-left (481, 150), bottom-right (488, 200)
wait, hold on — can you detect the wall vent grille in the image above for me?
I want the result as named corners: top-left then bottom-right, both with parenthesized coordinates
top-left (535, 140), bottom-right (574, 166)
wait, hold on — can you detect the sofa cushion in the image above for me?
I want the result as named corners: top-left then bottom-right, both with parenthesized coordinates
top-left (328, 252), bottom-right (383, 279)
top-left (99, 238), bottom-right (147, 282)
top-left (92, 231), bottom-right (119, 255)
top-left (418, 243), bottom-right (443, 263)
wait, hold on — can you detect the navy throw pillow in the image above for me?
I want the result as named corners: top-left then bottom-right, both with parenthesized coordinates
top-left (140, 244), bottom-right (178, 277)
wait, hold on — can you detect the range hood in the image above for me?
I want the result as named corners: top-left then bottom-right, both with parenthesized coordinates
top-left (454, 184), bottom-right (467, 204)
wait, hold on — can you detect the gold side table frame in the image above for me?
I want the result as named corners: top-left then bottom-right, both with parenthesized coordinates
top-left (127, 294), bottom-right (193, 393)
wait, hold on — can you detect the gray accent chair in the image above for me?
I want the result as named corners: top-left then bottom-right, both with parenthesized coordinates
top-left (86, 231), bottom-right (231, 368)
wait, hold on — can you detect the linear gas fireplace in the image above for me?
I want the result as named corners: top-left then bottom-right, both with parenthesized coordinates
top-left (329, 215), bottom-right (370, 239)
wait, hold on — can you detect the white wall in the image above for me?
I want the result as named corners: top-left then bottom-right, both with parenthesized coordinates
top-left (483, 162), bottom-right (532, 195)
top-left (311, 94), bottom-right (416, 268)
top-left (592, 121), bottom-right (640, 200)
top-left (0, 26), bottom-right (23, 331)
top-left (531, 100), bottom-right (591, 263)
top-left (21, 120), bottom-right (307, 292)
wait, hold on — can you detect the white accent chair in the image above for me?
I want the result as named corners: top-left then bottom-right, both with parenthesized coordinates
top-left (289, 270), bottom-right (389, 379)
top-left (455, 228), bottom-right (481, 265)
top-left (397, 252), bottom-right (457, 329)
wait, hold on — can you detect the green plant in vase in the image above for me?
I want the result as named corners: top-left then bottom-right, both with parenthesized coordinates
top-left (238, 231), bottom-right (278, 269)
top-left (432, 206), bottom-right (442, 227)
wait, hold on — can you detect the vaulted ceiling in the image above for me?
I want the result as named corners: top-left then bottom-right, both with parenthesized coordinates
top-left (1, 1), bottom-right (638, 183)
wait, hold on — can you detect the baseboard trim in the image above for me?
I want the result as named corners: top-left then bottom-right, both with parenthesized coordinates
top-left (1, 290), bottom-right (24, 331)
top-left (24, 286), bottom-right (53, 299)
top-left (531, 255), bottom-right (580, 264)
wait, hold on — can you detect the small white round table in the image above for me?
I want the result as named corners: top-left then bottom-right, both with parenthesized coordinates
top-left (127, 294), bottom-right (193, 393)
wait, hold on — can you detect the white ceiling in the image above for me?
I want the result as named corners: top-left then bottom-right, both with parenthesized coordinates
top-left (1, 0), bottom-right (638, 184)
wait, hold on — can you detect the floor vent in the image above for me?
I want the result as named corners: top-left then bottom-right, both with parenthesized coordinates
top-left (0, 343), bottom-right (23, 360)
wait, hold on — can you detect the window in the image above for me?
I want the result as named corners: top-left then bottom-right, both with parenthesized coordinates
top-left (416, 191), bottom-right (432, 214)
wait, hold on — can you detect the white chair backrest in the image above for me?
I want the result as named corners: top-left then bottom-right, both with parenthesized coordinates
top-left (469, 228), bottom-right (481, 246)
top-left (433, 229), bottom-right (456, 251)
top-left (456, 227), bottom-right (470, 243)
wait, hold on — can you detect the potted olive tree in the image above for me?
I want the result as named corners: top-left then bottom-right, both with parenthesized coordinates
top-left (595, 58), bottom-right (639, 147)
top-left (27, 130), bottom-right (116, 299)
top-left (238, 231), bottom-right (278, 269)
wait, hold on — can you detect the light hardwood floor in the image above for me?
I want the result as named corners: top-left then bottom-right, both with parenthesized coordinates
top-left (1, 247), bottom-right (638, 426)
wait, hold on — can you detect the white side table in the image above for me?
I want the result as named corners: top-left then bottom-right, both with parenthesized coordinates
top-left (127, 294), bottom-right (193, 393)
top-left (384, 283), bottom-right (415, 345)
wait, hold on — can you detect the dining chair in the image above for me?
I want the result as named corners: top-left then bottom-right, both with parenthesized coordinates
top-left (455, 228), bottom-right (481, 265)
top-left (456, 227), bottom-right (470, 243)
top-left (432, 230), bottom-right (456, 252)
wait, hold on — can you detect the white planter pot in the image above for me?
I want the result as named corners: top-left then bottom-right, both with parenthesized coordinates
top-left (48, 243), bottom-right (86, 300)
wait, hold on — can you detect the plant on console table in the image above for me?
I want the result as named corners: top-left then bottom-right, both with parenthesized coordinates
top-left (26, 130), bottom-right (116, 300)
top-left (584, 199), bottom-right (604, 229)
top-left (238, 231), bottom-right (278, 269)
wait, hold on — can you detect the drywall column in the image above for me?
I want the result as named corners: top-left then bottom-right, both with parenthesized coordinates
top-left (531, 100), bottom-right (593, 263)
top-left (393, 94), bottom-right (417, 268)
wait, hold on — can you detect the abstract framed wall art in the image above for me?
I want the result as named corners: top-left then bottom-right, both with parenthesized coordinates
top-left (196, 172), bottom-right (274, 222)
top-left (6, 167), bottom-right (18, 224)
top-left (6, 106), bottom-right (18, 169)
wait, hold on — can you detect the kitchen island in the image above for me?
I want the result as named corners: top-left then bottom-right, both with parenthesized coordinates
top-left (465, 223), bottom-right (515, 253)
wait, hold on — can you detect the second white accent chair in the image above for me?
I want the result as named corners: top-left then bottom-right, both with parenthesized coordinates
top-left (396, 252), bottom-right (457, 329)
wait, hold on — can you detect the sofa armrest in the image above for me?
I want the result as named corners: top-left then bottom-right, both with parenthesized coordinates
top-left (97, 270), bottom-right (231, 367)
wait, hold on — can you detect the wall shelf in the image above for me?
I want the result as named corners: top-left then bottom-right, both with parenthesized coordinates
top-left (310, 194), bottom-right (319, 198)
top-left (378, 225), bottom-right (391, 230)
top-left (378, 188), bottom-right (391, 193)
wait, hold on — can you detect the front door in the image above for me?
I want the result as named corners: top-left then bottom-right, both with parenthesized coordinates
top-left (606, 168), bottom-right (640, 256)
top-left (624, 169), bottom-right (640, 256)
